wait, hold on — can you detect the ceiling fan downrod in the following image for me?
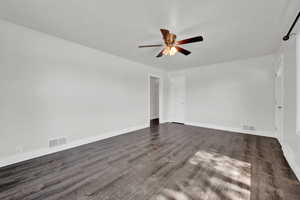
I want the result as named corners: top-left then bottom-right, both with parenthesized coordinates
top-left (283, 10), bottom-right (300, 41)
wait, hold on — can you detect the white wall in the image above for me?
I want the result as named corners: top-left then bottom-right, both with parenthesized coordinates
top-left (0, 19), bottom-right (167, 164)
top-left (180, 55), bottom-right (277, 136)
top-left (279, 34), bottom-right (300, 179)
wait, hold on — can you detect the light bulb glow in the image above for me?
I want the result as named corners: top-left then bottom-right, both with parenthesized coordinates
top-left (162, 46), bottom-right (177, 56)
top-left (163, 47), bottom-right (169, 55)
top-left (169, 46), bottom-right (177, 56)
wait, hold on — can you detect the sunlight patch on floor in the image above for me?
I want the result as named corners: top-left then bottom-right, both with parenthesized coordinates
top-left (156, 150), bottom-right (251, 200)
top-left (189, 150), bottom-right (251, 186)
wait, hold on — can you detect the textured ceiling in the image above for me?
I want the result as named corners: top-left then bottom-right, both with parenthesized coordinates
top-left (0, 0), bottom-right (298, 70)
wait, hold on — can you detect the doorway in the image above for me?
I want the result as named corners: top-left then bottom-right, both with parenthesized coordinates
top-left (150, 76), bottom-right (160, 127)
top-left (169, 74), bottom-right (186, 124)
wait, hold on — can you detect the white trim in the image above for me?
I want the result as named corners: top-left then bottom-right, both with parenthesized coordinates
top-left (148, 73), bottom-right (164, 124)
top-left (0, 123), bottom-right (148, 168)
top-left (185, 121), bottom-right (275, 138)
top-left (281, 141), bottom-right (300, 181)
top-left (275, 54), bottom-right (285, 140)
top-left (296, 34), bottom-right (300, 136)
top-left (160, 119), bottom-right (170, 124)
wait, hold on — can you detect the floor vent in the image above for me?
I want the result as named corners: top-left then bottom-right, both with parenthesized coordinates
top-left (243, 125), bottom-right (255, 131)
top-left (49, 137), bottom-right (67, 148)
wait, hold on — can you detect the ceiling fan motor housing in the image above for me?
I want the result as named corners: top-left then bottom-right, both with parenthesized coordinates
top-left (165, 33), bottom-right (177, 47)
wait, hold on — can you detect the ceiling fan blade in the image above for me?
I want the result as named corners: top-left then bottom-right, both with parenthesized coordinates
top-left (156, 49), bottom-right (164, 58)
top-left (160, 29), bottom-right (170, 40)
top-left (138, 44), bottom-right (163, 48)
top-left (176, 36), bottom-right (203, 45)
top-left (175, 46), bottom-right (191, 56)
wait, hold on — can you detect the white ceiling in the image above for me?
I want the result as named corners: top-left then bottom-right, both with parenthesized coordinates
top-left (0, 0), bottom-right (298, 70)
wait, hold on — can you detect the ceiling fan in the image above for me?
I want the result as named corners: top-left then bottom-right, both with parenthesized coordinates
top-left (139, 29), bottom-right (203, 57)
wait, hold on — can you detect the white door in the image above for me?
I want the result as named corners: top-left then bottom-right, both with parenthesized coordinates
top-left (170, 75), bottom-right (186, 123)
top-left (275, 58), bottom-right (284, 140)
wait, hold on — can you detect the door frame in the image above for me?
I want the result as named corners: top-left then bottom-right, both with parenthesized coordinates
top-left (275, 54), bottom-right (284, 141)
top-left (148, 74), bottom-right (164, 126)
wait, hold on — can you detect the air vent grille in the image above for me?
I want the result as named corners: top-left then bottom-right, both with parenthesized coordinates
top-left (243, 125), bottom-right (255, 131)
top-left (49, 137), bottom-right (67, 148)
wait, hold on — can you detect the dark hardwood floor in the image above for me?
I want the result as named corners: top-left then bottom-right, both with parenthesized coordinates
top-left (0, 123), bottom-right (299, 200)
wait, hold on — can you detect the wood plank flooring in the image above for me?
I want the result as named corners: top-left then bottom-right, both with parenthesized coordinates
top-left (0, 123), bottom-right (299, 200)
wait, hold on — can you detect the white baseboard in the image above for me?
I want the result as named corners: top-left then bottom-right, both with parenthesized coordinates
top-left (281, 141), bottom-right (300, 181)
top-left (0, 123), bottom-right (149, 168)
top-left (161, 119), bottom-right (171, 123)
top-left (185, 121), bottom-right (275, 138)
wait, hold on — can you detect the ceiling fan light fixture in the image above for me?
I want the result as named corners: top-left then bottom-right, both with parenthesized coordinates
top-left (163, 46), bottom-right (177, 56)
top-left (138, 29), bottom-right (203, 58)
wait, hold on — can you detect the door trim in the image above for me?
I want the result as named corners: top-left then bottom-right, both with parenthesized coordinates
top-left (275, 54), bottom-right (284, 140)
